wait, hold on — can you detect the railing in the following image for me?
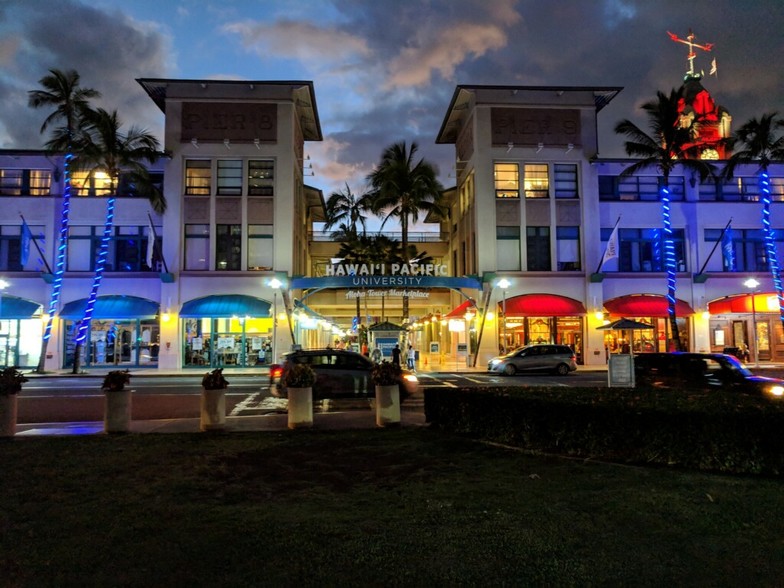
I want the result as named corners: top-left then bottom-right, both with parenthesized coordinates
top-left (309, 231), bottom-right (447, 243)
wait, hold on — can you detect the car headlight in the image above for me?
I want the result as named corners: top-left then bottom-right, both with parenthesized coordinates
top-left (404, 374), bottom-right (418, 383)
top-left (767, 385), bottom-right (784, 397)
top-left (490, 359), bottom-right (502, 366)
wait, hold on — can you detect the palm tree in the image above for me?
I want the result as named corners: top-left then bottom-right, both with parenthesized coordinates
top-left (724, 113), bottom-right (784, 332)
top-left (64, 108), bottom-right (165, 372)
top-left (367, 141), bottom-right (445, 320)
top-left (28, 69), bottom-right (100, 373)
top-left (614, 88), bottom-right (715, 351)
top-left (323, 183), bottom-right (370, 239)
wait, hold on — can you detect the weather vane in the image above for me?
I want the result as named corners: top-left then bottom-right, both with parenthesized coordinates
top-left (667, 28), bottom-right (714, 77)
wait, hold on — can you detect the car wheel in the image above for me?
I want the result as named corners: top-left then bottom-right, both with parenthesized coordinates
top-left (503, 364), bottom-right (517, 376)
top-left (554, 363), bottom-right (570, 376)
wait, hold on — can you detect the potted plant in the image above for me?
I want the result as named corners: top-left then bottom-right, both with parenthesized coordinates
top-left (200, 368), bottom-right (229, 431)
top-left (371, 361), bottom-right (402, 427)
top-left (0, 367), bottom-right (28, 438)
top-left (101, 369), bottom-right (132, 434)
top-left (284, 363), bottom-right (316, 429)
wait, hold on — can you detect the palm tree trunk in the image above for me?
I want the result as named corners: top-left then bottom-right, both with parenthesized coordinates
top-left (401, 214), bottom-right (409, 321)
top-left (661, 183), bottom-right (683, 351)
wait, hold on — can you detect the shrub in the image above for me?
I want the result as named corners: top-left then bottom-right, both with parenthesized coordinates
top-left (101, 370), bottom-right (131, 392)
top-left (284, 363), bottom-right (317, 388)
top-left (371, 361), bottom-right (401, 386)
top-left (0, 367), bottom-right (28, 396)
top-left (202, 368), bottom-right (229, 390)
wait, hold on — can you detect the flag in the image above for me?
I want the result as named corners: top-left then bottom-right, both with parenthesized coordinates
top-left (601, 224), bottom-right (620, 268)
top-left (722, 226), bottom-right (736, 271)
top-left (709, 58), bottom-right (717, 76)
top-left (146, 218), bottom-right (155, 269)
top-left (20, 220), bottom-right (32, 266)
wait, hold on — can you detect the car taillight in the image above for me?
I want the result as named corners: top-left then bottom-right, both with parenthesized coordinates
top-left (270, 364), bottom-right (283, 379)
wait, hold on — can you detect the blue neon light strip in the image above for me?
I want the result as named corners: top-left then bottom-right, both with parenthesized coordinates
top-left (660, 185), bottom-right (678, 319)
top-left (761, 171), bottom-right (784, 318)
top-left (75, 196), bottom-right (115, 344)
top-left (43, 152), bottom-right (72, 342)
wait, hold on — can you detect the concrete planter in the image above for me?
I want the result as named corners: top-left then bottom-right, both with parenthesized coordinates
top-left (104, 389), bottom-right (133, 434)
top-left (0, 394), bottom-right (18, 437)
top-left (287, 387), bottom-right (313, 429)
top-left (200, 388), bottom-right (226, 431)
top-left (375, 384), bottom-right (400, 427)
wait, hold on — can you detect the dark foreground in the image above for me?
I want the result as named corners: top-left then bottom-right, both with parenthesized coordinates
top-left (2, 428), bottom-right (783, 586)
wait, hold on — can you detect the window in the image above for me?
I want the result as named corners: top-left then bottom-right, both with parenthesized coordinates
top-left (249, 160), bottom-right (274, 196)
top-left (248, 224), bottom-right (273, 270)
top-left (554, 164), bottom-right (578, 198)
top-left (117, 171), bottom-right (163, 198)
top-left (217, 160), bottom-right (242, 195)
top-left (494, 163), bottom-right (519, 198)
top-left (65, 225), bottom-right (161, 272)
top-left (772, 177), bottom-right (784, 202)
top-left (71, 171), bottom-right (113, 196)
top-left (216, 224), bottom-right (241, 271)
top-left (526, 226), bottom-right (551, 270)
top-left (496, 226), bottom-right (520, 271)
top-left (718, 177), bottom-right (759, 202)
top-left (184, 224), bottom-right (209, 270)
top-left (600, 228), bottom-right (686, 272)
top-left (524, 164), bottom-right (549, 198)
top-left (705, 228), bottom-right (781, 273)
top-left (185, 160), bottom-right (211, 195)
top-left (556, 226), bottom-right (580, 270)
top-left (0, 169), bottom-right (51, 196)
top-left (599, 175), bottom-right (685, 201)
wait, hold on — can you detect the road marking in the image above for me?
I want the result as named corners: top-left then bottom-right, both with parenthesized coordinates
top-left (462, 376), bottom-right (486, 383)
top-left (230, 391), bottom-right (261, 416)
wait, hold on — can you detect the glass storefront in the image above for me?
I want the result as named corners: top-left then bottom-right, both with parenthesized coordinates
top-left (502, 315), bottom-right (584, 364)
top-left (183, 316), bottom-right (272, 368)
top-left (63, 318), bottom-right (160, 368)
top-left (0, 318), bottom-right (43, 368)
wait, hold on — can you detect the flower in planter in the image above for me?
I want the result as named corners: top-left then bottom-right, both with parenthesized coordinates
top-left (202, 368), bottom-right (229, 390)
top-left (284, 363), bottom-right (317, 388)
top-left (0, 367), bottom-right (28, 396)
top-left (101, 370), bottom-right (131, 392)
top-left (371, 361), bottom-right (402, 387)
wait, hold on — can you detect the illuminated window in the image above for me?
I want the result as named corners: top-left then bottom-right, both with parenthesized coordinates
top-left (185, 160), bottom-right (211, 195)
top-left (71, 171), bottom-right (113, 196)
top-left (249, 160), bottom-right (274, 196)
top-left (524, 164), bottom-right (549, 198)
top-left (494, 163), bottom-right (519, 198)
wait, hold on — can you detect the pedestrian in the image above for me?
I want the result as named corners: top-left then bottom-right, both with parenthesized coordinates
top-left (361, 341), bottom-right (369, 356)
top-left (370, 345), bottom-right (382, 364)
top-left (392, 344), bottom-right (401, 366)
top-left (407, 344), bottom-right (416, 370)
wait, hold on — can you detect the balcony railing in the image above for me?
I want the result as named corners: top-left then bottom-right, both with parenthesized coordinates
top-left (309, 231), bottom-right (447, 243)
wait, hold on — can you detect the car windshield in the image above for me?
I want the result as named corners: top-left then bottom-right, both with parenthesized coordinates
top-left (717, 355), bottom-right (752, 376)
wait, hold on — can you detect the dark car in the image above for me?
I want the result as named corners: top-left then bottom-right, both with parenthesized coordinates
top-left (269, 349), bottom-right (419, 400)
top-left (487, 344), bottom-right (577, 376)
top-left (634, 352), bottom-right (784, 398)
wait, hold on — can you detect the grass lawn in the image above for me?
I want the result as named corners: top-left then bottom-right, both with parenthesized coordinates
top-left (1, 428), bottom-right (783, 586)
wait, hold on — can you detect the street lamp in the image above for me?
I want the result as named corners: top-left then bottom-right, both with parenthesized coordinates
top-left (269, 278), bottom-right (282, 364)
top-left (744, 277), bottom-right (760, 366)
top-left (497, 278), bottom-right (511, 353)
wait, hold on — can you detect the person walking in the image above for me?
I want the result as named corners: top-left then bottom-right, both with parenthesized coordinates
top-left (407, 344), bottom-right (416, 370)
top-left (370, 345), bottom-right (382, 364)
top-left (392, 344), bottom-right (401, 366)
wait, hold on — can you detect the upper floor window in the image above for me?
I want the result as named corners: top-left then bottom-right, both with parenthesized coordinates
top-left (554, 164), bottom-right (578, 198)
top-left (524, 164), bottom-right (549, 198)
top-left (185, 160), bottom-right (211, 195)
top-left (249, 160), bottom-right (274, 196)
top-left (494, 163), bottom-right (519, 198)
top-left (600, 227), bottom-right (686, 272)
top-left (705, 228), bottom-right (781, 273)
top-left (67, 225), bottom-right (161, 272)
top-left (71, 171), bottom-right (113, 196)
top-left (217, 160), bottom-right (242, 195)
top-left (599, 175), bottom-right (685, 201)
top-left (0, 169), bottom-right (52, 196)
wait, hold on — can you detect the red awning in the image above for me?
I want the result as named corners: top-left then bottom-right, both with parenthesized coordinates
top-left (501, 294), bottom-right (586, 316)
top-left (708, 292), bottom-right (780, 314)
top-left (444, 299), bottom-right (476, 318)
top-left (604, 294), bottom-right (694, 317)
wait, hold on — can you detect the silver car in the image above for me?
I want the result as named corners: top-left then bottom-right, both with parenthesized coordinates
top-left (488, 344), bottom-right (577, 376)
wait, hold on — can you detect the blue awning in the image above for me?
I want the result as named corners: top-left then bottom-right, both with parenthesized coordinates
top-left (0, 295), bottom-right (42, 319)
top-left (180, 294), bottom-right (271, 318)
top-left (60, 295), bottom-right (160, 320)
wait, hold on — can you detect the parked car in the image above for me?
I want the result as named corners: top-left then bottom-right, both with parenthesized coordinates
top-left (487, 344), bottom-right (577, 376)
top-left (633, 352), bottom-right (784, 398)
top-left (269, 349), bottom-right (419, 399)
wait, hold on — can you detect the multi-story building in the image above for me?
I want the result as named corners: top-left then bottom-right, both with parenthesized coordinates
top-left (1, 76), bottom-right (782, 371)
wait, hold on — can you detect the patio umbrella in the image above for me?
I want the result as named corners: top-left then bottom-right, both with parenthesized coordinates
top-left (596, 318), bottom-right (655, 355)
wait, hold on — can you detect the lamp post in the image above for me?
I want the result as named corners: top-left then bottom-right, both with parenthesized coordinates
top-left (269, 278), bottom-right (282, 364)
top-left (744, 277), bottom-right (760, 367)
top-left (497, 278), bottom-right (510, 353)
